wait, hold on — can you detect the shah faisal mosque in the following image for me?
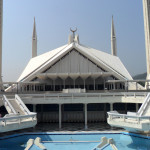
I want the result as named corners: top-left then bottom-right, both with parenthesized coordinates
top-left (1, 0), bottom-right (150, 129)
top-left (13, 17), bottom-right (137, 92)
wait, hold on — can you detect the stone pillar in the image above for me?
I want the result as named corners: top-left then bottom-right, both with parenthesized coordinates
top-left (59, 104), bottom-right (62, 129)
top-left (110, 103), bottom-right (113, 111)
top-left (84, 104), bottom-right (88, 129)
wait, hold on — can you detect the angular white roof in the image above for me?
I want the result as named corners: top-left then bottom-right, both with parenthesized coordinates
top-left (18, 42), bottom-right (132, 82)
top-left (77, 44), bottom-right (132, 80)
top-left (17, 44), bottom-right (68, 81)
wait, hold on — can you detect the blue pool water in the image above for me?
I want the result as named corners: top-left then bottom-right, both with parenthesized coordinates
top-left (0, 132), bottom-right (150, 150)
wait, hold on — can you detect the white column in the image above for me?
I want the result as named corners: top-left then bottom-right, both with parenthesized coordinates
top-left (110, 103), bottom-right (113, 111)
top-left (59, 104), bottom-right (62, 129)
top-left (84, 104), bottom-right (88, 129)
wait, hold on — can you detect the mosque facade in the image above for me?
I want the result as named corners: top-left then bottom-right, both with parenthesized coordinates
top-left (17, 18), bottom-right (135, 93)
top-left (1, 0), bottom-right (149, 128)
top-left (10, 17), bottom-right (142, 126)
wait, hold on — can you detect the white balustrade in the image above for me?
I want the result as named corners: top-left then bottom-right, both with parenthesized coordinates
top-left (0, 113), bottom-right (36, 126)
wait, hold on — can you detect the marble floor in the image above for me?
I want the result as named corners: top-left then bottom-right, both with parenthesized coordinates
top-left (34, 122), bottom-right (121, 132)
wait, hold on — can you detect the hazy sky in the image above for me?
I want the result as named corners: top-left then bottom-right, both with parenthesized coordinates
top-left (2, 0), bottom-right (146, 81)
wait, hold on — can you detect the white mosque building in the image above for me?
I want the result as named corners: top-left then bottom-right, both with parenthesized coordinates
top-left (16, 18), bottom-right (136, 93)
top-left (1, 1), bottom-right (148, 129)
top-left (5, 16), bottom-right (143, 127)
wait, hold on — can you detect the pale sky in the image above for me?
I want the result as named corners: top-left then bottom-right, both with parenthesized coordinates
top-left (2, 0), bottom-right (146, 81)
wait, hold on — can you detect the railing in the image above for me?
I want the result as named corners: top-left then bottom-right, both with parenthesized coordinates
top-left (2, 79), bottom-right (150, 94)
top-left (0, 113), bottom-right (37, 126)
top-left (137, 93), bottom-right (150, 116)
top-left (20, 92), bottom-right (147, 101)
top-left (107, 112), bottom-right (150, 124)
top-left (15, 94), bottom-right (30, 115)
top-left (2, 95), bottom-right (17, 114)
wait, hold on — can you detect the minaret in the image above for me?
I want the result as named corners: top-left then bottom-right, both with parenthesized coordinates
top-left (32, 17), bottom-right (37, 58)
top-left (111, 16), bottom-right (117, 56)
top-left (143, 0), bottom-right (150, 80)
top-left (0, 0), bottom-right (3, 84)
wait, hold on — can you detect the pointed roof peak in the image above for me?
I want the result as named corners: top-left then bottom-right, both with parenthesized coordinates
top-left (32, 17), bottom-right (37, 38)
top-left (111, 16), bottom-right (115, 37)
top-left (111, 15), bottom-right (114, 28)
top-left (33, 16), bottom-right (36, 26)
